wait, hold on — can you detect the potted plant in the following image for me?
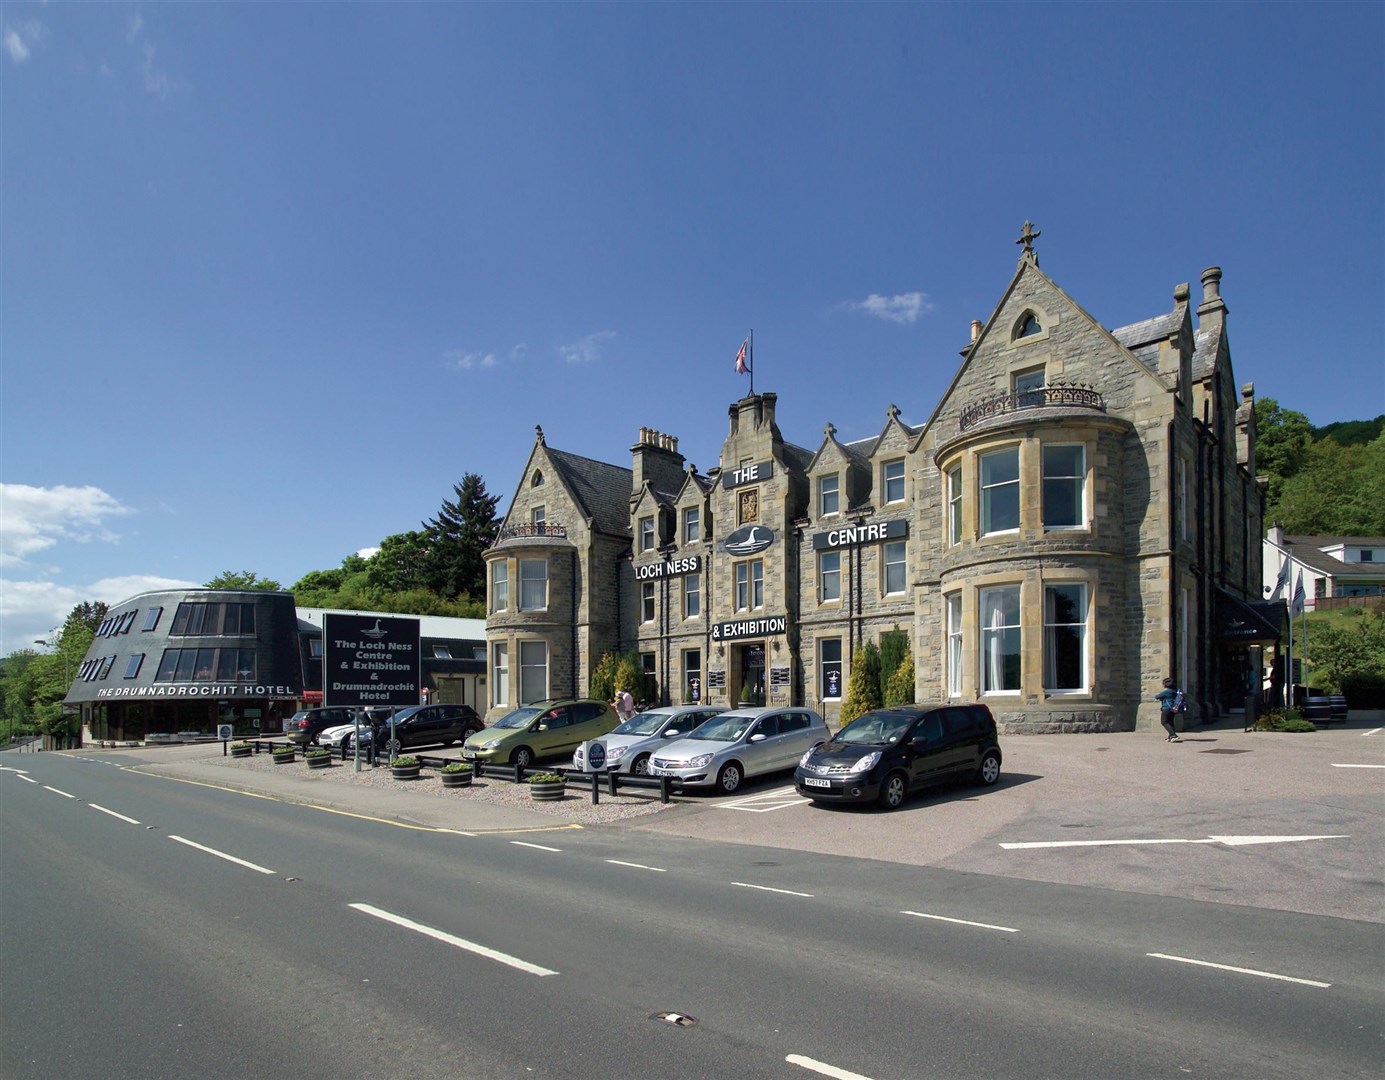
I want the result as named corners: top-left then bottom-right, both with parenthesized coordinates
top-left (230, 741), bottom-right (253, 759)
top-left (440, 761), bottom-right (474, 788)
top-left (304, 747), bottom-right (332, 770)
top-left (271, 745), bottom-right (297, 764)
top-left (391, 755), bottom-right (422, 780)
top-left (528, 771), bottom-right (567, 802)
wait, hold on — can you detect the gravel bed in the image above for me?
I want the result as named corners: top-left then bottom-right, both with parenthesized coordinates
top-left (218, 750), bottom-right (679, 824)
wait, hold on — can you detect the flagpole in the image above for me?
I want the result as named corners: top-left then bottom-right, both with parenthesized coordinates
top-left (749, 328), bottom-right (754, 396)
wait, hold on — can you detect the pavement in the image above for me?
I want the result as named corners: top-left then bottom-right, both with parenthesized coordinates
top-left (36, 711), bottom-right (1385, 922)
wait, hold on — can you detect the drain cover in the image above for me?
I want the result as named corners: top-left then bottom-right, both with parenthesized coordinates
top-left (651, 1012), bottom-right (697, 1027)
top-left (1201, 748), bottom-right (1252, 755)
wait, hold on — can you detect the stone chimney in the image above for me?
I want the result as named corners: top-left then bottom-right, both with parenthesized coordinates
top-left (1197, 266), bottom-right (1227, 337)
top-left (631, 427), bottom-right (685, 496)
top-left (970, 319), bottom-right (983, 343)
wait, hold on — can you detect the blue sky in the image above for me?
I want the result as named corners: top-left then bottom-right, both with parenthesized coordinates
top-left (3, 2), bottom-right (1382, 656)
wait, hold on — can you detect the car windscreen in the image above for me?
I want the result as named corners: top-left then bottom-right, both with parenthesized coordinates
top-left (492, 706), bottom-right (541, 730)
top-left (686, 713), bottom-right (753, 742)
top-left (834, 711), bottom-right (915, 746)
top-left (390, 706), bottom-right (423, 722)
top-left (612, 711), bottom-right (676, 737)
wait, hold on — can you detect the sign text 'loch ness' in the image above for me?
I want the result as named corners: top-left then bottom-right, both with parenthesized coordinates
top-left (633, 555), bottom-right (703, 581)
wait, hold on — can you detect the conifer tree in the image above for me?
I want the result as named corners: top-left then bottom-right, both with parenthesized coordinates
top-left (424, 473), bottom-right (501, 600)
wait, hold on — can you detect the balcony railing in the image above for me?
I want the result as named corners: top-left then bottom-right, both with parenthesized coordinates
top-left (495, 522), bottom-right (568, 543)
top-left (958, 383), bottom-right (1105, 432)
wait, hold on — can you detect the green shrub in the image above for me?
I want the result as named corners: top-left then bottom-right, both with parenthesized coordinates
top-left (1252, 709), bottom-right (1316, 733)
top-left (441, 761), bottom-right (473, 774)
top-left (304, 747), bottom-right (330, 758)
top-left (589, 652), bottom-right (618, 703)
top-left (391, 756), bottom-right (420, 767)
top-left (528, 772), bottom-right (564, 784)
top-left (884, 651), bottom-right (916, 706)
top-left (840, 641), bottom-right (883, 727)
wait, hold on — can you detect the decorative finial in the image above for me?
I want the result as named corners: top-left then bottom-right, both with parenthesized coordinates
top-left (535, 424), bottom-right (545, 446)
top-left (824, 421), bottom-right (837, 440)
top-left (1016, 220), bottom-right (1041, 265)
top-left (886, 403), bottom-right (901, 422)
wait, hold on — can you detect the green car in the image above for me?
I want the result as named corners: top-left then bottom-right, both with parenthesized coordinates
top-left (463, 699), bottom-right (621, 768)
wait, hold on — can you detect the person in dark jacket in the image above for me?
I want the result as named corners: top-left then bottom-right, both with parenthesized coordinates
top-left (1155, 676), bottom-right (1182, 742)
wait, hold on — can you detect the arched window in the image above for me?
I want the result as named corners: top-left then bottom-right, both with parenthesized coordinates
top-left (1016, 312), bottom-right (1042, 339)
top-left (531, 470), bottom-right (544, 487)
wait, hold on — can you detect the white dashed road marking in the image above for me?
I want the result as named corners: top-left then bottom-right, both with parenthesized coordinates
top-left (168, 835), bottom-right (276, 875)
top-left (89, 804), bottom-right (142, 825)
top-left (606, 859), bottom-right (666, 872)
top-left (350, 902), bottom-right (558, 976)
top-left (42, 785), bottom-right (77, 799)
top-left (510, 841), bottom-right (562, 852)
top-left (732, 882), bottom-right (814, 898)
top-left (786, 1053), bottom-right (876, 1080)
top-left (902, 910), bottom-right (1020, 933)
top-left (1147, 952), bottom-right (1330, 988)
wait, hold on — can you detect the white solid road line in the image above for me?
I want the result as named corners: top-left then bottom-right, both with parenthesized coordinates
top-left (167, 835), bottom-right (276, 875)
top-left (1332, 763), bottom-right (1385, 768)
top-left (901, 910), bottom-right (1020, 933)
top-left (606, 859), bottom-right (666, 872)
top-left (786, 1053), bottom-right (876, 1080)
top-left (1147, 952), bottom-right (1330, 988)
top-left (42, 785), bottom-right (77, 799)
top-left (510, 841), bottom-right (562, 852)
top-left (349, 902), bottom-right (559, 976)
top-left (89, 804), bottom-right (142, 825)
top-left (732, 881), bottom-right (814, 897)
top-left (1362, 728), bottom-right (1382, 737)
top-left (1001, 834), bottom-right (1348, 850)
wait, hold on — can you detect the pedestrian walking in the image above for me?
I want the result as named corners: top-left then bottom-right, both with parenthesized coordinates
top-left (614, 690), bottom-right (634, 722)
top-left (1155, 676), bottom-right (1184, 742)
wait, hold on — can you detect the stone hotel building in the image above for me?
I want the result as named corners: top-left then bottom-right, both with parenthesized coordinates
top-left (484, 236), bottom-right (1272, 733)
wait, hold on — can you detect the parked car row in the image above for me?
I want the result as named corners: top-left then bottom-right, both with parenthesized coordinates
top-left (289, 697), bottom-right (1005, 811)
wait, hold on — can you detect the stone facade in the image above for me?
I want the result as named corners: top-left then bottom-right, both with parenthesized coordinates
top-left (484, 239), bottom-right (1267, 733)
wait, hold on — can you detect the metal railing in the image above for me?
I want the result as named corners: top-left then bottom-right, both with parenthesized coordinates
top-left (958, 383), bottom-right (1105, 431)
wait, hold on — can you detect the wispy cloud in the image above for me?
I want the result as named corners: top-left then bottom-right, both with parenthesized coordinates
top-left (125, 12), bottom-right (182, 99)
top-left (847, 292), bottom-right (933, 325)
top-left (558, 330), bottom-right (616, 365)
top-left (0, 484), bottom-right (134, 568)
top-left (446, 349), bottom-right (497, 371)
top-left (4, 19), bottom-right (44, 64)
top-left (1, 573), bottom-right (200, 656)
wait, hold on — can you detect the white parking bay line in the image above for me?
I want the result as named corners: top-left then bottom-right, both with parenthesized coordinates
top-left (1332, 763), bottom-right (1385, 768)
top-left (42, 785), bottom-right (77, 799)
top-left (510, 841), bottom-right (562, 852)
top-left (733, 881), bottom-right (814, 898)
top-left (606, 859), bottom-right (666, 872)
top-left (89, 804), bottom-right (141, 825)
top-left (1362, 728), bottom-right (1382, 737)
top-left (1147, 952), bottom-right (1329, 988)
top-left (902, 910), bottom-right (1020, 933)
top-left (786, 1053), bottom-right (876, 1080)
top-left (714, 787), bottom-right (809, 813)
top-left (350, 902), bottom-right (558, 976)
top-left (167, 835), bottom-right (276, 875)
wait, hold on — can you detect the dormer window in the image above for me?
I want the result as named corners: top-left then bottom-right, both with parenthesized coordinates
top-left (1014, 366), bottom-right (1046, 407)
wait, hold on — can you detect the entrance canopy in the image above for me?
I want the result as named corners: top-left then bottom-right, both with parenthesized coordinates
top-left (1216, 588), bottom-right (1284, 644)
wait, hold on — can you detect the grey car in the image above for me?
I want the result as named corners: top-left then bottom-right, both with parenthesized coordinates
top-left (571, 705), bottom-right (725, 775)
top-left (648, 706), bottom-right (830, 793)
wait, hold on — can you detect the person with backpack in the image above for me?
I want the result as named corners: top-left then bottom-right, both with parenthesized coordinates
top-left (1155, 676), bottom-right (1185, 742)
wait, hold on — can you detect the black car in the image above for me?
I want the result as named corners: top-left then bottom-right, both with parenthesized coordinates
top-left (794, 704), bottom-right (1001, 809)
top-left (365, 703), bottom-right (483, 755)
top-left (284, 707), bottom-right (359, 746)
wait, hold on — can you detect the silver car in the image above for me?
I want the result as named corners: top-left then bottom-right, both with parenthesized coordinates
top-left (572, 705), bottom-right (725, 775)
top-left (648, 707), bottom-right (830, 793)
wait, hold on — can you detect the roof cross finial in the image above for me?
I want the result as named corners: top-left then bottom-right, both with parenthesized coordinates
top-left (535, 424), bottom-right (546, 446)
top-left (886, 403), bottom-right (901, 422)
top-left (824, 421), bottom-right (837, 440)
top-left (1016, 220), bottom-right (1041, 266)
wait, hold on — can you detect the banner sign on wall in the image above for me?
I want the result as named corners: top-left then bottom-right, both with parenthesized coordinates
top-left (812, 518), bottom-right (908, 550)
top-left (323, 613), bottom-right (420, 707)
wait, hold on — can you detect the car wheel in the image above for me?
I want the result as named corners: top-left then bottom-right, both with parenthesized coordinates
top-left (510, 746), bottom-right (534, 769)
top-left (716, 762), bottom-right (743, 794)
top-left (975, 751), bottom-right (1001, 787)
top-left (631, 754), bottom-right (651, 776)
top-left (878, 771), bottom-right (908, 810)
top-left (387, 737), bottom-right (403, 756)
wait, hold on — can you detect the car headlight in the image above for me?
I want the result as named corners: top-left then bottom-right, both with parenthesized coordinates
top-left (480, 740), bottom-right (500, 751)
top-left (848, 752), bottom-right (881, 774)
top-left (606, 746), bottom-right (626, 762)
top-left (672, 753), bottom-right (713, 769)
top-left (799, 748), bottom-right (817, 767)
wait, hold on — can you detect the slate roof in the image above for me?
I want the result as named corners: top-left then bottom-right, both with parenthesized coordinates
top-left (1278, 535), bottom-right (1385, 579)
top-left (1193, 325), bottom-right (1222, 382)
top-left (1111, 311), bottom-right (1180, 351)
top-left (545, 447), bottom-right (633, 537)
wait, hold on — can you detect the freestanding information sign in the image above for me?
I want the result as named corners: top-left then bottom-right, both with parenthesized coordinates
top-left (322, 614), bottom-right (421, 709)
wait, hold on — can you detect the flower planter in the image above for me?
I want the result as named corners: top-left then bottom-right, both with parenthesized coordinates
top-left (271, 749), bottom-right (296, 764)
top-left (230, 746), bottom-right (253, 759)
top-left (441, 770), bottom-right (473, 789)
top-left (529, 779), bottom-right (567, 802)
top-left (306, 754), bottom-right (331, 770)
top-left (391, 763), bottom-right (422, 780)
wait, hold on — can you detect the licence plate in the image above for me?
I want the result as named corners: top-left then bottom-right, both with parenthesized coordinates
top-left (802, 777), bottom-right (831, 788)
top-left (462, 750), bottom-right (476, 760)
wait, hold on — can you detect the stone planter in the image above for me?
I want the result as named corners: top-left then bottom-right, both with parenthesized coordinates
top-left (391, 763), bottom-right (422, 781)
top-left (271, 749), bottom-right (296, 764)
top-left (441, 770), bottom-right (473, 789)
top-left (529, 779), bottom-right (567, 802)
top-left (306, 754), bottom-right (331, 770)
top-left (230, 746), bottom-right (252, 759)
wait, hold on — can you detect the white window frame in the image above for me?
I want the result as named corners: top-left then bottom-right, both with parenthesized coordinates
top-left (980, 447), bottom-right (1020, 535)
top-left (640, 516), bottom-right (655, 552)
top-left (641, 582), bottom-right (655, 624)
top-left (980, 584), bottom-right (1021, 694)
top-left (948, 464), bottom-right (962, 545)
top-left (819, 474), bottom-right (840, 517)
top-left (946, 593), bottom-right (963, 697)
top-left (519, 558), bottom-right (548, 612)
top-left (684, 572), bottom-right (700, 619)
top-left (737, 559), bottom-right (764, 611)
top-left (519, 639), bottom-right (548, 704)
top-left (684, 507), bottom-right (700, 544)
top-left (492, 643), bottom-right (508, 708)
top-left (1043, 583), bottom-right (1088, 693)
top-left (819, 550), bottom-right (841, 603)
top-left (531, 505), bottom-right (545, 526)
top-left (883, 539), bottom-right (906, 596)
top-left (883, 459), bottom-right (905, 504)
top-left (1042, 444), bottom-right (1086, 530)
top-left (491, 561), bottom-right (508, 612)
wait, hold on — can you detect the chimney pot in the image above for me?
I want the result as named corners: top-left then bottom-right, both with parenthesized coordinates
top-left (1201, 266), bottom-right (1223, 304)
top-left (970, 319), bottom-right (983, 343)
